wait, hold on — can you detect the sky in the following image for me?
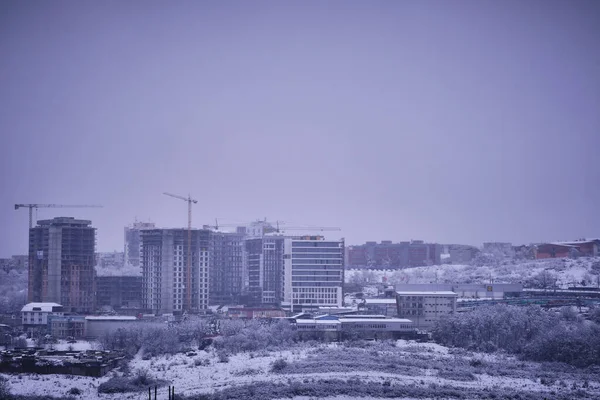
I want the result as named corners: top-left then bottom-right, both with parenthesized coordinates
top-left (1, 1), bottom-right (599, 257)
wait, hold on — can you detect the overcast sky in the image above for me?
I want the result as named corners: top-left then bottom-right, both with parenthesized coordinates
top-left (1, 1), bottom-right (599, 257)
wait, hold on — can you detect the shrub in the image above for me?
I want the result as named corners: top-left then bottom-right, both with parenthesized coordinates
top-left (97, 369), bottom-right (164, 394)
top-left (270, 358), bottom-right (288, 373)
top-left (13, 337), bottom-right (28, 349)
top-left (216, 350), bottom-right (229, 363)
top-left (0, 375), bottom-right (11, 399)
top-left (67, 387), bottom-right (82, 395)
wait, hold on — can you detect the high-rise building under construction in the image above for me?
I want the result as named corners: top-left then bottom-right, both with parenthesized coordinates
top-left (28, 217), bottom-right (96, 313)
top-left (140, 228), bottom-right (210, 315)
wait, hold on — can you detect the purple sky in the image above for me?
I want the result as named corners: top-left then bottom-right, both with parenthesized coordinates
top-left (1, 1), bottom-right (599, 257)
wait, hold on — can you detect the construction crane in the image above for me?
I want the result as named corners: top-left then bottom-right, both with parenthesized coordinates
top-left (163, 192), bottom-right (198, 312)
top-left (14, 204), bottom-right (103, 229)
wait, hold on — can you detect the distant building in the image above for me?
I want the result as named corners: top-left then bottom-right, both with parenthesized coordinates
top-left (283, 236), bottom-right (345, 313)
top-left (96, 252), bottom-right (125, 268)
top-left (535, 243), bottom-right (580, 259)
top-left (446, 244), bottom-right (480, 264)
top-left (396, 291), bottom-right (457, 329)
top-left (209, 231), bottom-right (245, 305)
top-left (483, 242), bottom-right (515, 258)
top-left (395, 283), bottom-right (522, 300)
top-left (347, 240), bottom-right (441, 269)
top-left (140, 228), bottom-right (210, 315)
top-left (245, 236), bottom-right (286, 306)
top-left (96, 276), bottom-right (143, 310)
top-left (28, 217), bottom-right (96, 313)
top-left (226, 307), bottom-right (285, 319)
top-left (124, 222), bottom-right (156, 267)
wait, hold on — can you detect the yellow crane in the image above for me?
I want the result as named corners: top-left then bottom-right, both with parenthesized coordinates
top-left (163, 192), bottom-right (198, 311)
top-left (14, 203), bottom-right (103, 229)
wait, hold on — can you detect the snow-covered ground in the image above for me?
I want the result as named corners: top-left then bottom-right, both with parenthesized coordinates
top-left (3, 339), bottom-right (599, 399)
top-left (345, 256), bottom-right (600, 288)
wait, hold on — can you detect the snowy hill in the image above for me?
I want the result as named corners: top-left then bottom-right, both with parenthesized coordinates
top-left (346, 257), bottom-right (600, 289)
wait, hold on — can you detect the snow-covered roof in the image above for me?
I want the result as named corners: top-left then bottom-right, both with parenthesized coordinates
top-left (396, 291), bottom-right (457, 296)
top-left (85, 316), bottom-right (137, 321)
top-left (295, 319), bottom-right (342, 325)
top-left (340, 318), bottom-right (413, 323)
top-left (363, 298), bottom-right (396, 304)
top-left (21, 303), bottom-right (63, 312)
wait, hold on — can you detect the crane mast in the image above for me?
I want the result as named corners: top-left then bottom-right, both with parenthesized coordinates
top-left (163, 192), bottom-right (198, 312)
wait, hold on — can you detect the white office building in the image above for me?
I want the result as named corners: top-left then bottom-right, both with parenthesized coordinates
top-left (283, 236), bottom-right (345, 313)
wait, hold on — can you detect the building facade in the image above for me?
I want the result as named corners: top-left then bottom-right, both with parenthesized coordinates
top-left (140, 228), bottom-right (210, 315)
top-left (124, 222), bottom-right (156, 267)
top-left (208, 231), bottom-right (245, 305)
top-left (21, 302), bottom-right (64, 336)
top-left (96, 276), bottom-right (143, 310)
top-left (245, 236), bottom-right (286, 305)
top-left (283, 236), bottom-right (345, 313)
top-left (396, 291), bottom-right (457, 330)
top-left (347, 240), bottom-right (441, 269)
top-left (28, 217), bottom-right (96, 313)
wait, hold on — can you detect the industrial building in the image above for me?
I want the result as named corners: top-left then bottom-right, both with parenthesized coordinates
top-left (293, 314), bottom-right (415, 340)
top-left (139, 228), bottom-right (210, 315)
top-left (396, 291), bottom-right (457, 329)
top-left (28, 217), bottom-right (96, 313)
top-left (283, 236), bottom-right (345, 313)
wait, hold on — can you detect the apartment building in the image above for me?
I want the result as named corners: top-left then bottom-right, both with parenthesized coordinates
top-left (209, 231), bottom-right (245, 305)
top-left (245, 236), bottom-right (286, 305)
top-left (347, 240), bottom-right (441, 269)
top-left (28, 217), bottom-right (96, 313)
top-left (140, 228), bottom-right (210, 315)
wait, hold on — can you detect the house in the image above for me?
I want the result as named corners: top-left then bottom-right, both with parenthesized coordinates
top-left (21, 302), bottom-right (64, 336)
top-left (535, 244), bottom-right (580, 259)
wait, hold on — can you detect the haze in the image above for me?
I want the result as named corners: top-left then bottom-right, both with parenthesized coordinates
top-left (1, 0), bottom-right (599, 257)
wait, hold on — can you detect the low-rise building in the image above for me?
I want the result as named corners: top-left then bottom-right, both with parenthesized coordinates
top-left (226, 307), bottom-right (285, 319)
top-left (48, 315), bottom-right (86, 338)
top-left (84, 315), bottom-right (139, 338)
top-left (394, 284), bottom-right (522, 300)
top-left (396, 291), bottom-right (457, 330)
top-left (21, 302), bottom-right (64, 335)
top-left (361, 298), bottom-right (398, 317)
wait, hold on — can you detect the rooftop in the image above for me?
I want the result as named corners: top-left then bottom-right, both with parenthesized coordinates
top-left (21, 303), bottom-right (63, 312)
top-left (396, 291), bottom-right (457, 296)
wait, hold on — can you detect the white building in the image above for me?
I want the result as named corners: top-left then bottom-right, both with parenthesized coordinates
top-left (140, 228), bottom-right (210, 315)
top-left (396, 291), bottom-right (457, 330)
top-left (282, 236), bottom-right (345, 313)
top-left (21, 302), bottom-right (64, 334)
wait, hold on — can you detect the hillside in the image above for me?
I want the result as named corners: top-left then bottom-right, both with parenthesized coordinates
top-left (345, 257), bottom-right (600, 289)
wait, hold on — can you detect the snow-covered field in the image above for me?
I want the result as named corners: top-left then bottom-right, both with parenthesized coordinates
top-left (345, 256), bottom-right (600, 288)
top-left (3, 339), bottom-right (600, 399)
